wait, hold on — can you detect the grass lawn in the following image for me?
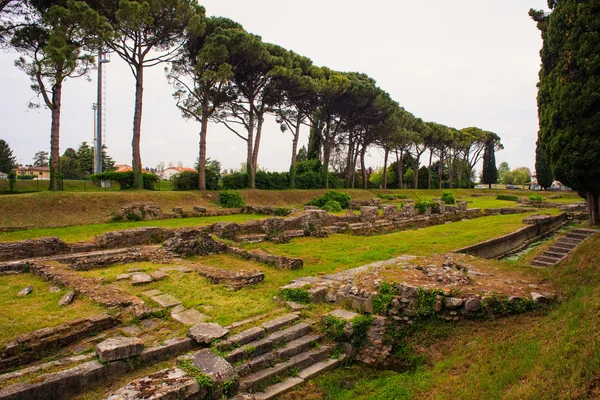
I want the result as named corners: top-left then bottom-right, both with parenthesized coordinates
top-left (282, 231), bottom-right (600, 400)
top-left (0, 274), bottom-right (107, 347)
top-left (76, 212), bottom-right (553, 327)
top-left (0, 214), bottom-right (266, 243)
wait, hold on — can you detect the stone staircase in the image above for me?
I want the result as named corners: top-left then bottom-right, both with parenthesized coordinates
top-left (531, 228), bottom-right (599, 267)
top-left (104, 313), bottom-right (342, 400)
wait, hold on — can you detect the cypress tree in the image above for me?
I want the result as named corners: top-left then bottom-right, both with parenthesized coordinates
top-left (535, 140), bottom-right (553, 190)
top-left (482, 137), bottom-right (498, 189)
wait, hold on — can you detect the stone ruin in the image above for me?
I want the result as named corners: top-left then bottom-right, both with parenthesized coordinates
top-left (114, 202), bottom-right (163, 221)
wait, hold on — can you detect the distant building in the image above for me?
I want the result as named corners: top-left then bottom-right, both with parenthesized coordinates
top-left (0, 172), bottom-right (7, 180)
top-left (160, 167), bottom-right (196, 180)
top-left (114, 164), bottom-right (133, 173)
top-left (13, 166), bottom-right (51, 180)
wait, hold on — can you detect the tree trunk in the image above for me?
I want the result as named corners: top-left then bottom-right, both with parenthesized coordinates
top-left (132, 63), bottom-right (144, 189)
top-left (352, 145), bottom-right (359, 189)
top-left (246, 103), bottom-right (255, 189)
top-left (448, 150), bottom-right (454, 189)
top-left (198, 108), bottom-right (208, 190)
top-left (345, 133), bottom-right (355, 187)
top-left (413, 153), bottom-right (420, 189)
top-left (49, 81), bottom-right (62, 191)
top-left (396, 150), bottom-right (404, 189)
top-left (427, 149), bottom-right (433, 189)
top-left (289, 115), bottom-right (301, 189)
top-left (360, 146), bottom-right (367, 189)
top-left (588, 192), bottom-right (600, 226)
top-left (382, 148), bottom-right (389, 189)
top-left (322, 126), bottom-right (331, 189)
top-left (252, 114), bottom-right (264, 189)
top-left (438, 152), bottom-right (443, 189)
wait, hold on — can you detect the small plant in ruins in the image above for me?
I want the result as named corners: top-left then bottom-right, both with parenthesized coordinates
top-left (307, 190), bottom-right (351, 209)
top-left (415, 199), bottom-right (440, 214)
top-left (441, 191), bottom-right (456, 205)
top-left (218, 190), bottom-right (246, 208)
top-left (321, 200), bottom-right (342, 213)
top-left (529, 194), bottom-right (545, 206)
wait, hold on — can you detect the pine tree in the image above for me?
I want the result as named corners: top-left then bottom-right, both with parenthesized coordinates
top-left (0, 140), bottom-right (17, 173)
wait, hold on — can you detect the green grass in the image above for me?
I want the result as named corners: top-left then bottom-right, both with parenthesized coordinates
top-left (283, 232), bottom-right (600, 400)
top-left (76, 212), bottom-right (550, 327)
top-left (0, 214), bottom-right (266, 243)
top-left (0, 274), bottom-right (107, 346)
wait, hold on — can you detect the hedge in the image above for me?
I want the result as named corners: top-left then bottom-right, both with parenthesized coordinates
top-left (89, 171), bottom-right (159, 190)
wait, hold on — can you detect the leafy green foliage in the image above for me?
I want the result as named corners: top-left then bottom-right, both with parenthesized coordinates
top-left (295, 171), bottom-right (323, 189)
top-left (173, 168), bottom-right (219, 191)
top-left (415, 200), bottom-right (440, 214)
top-left (535, 141), bottom-right (553, 189)
top-left (321, 200), bottom-right (342, 213)
top-left (496, 195), bottom-right (519, 202)
top-left (372, 282), bottom-right (397, 315)
top-left (280, 288), bottom-right (310, 304)
top-left (529, 194), bottom-right (544, 205)
top-left (254, 171), bottom-right (289, 190)
top-left (416, 288), bottom-right (443, 317)
top-left (177, 358), bottom-right (212, 388)
top-left (441, 192), bottom-right (456, 205)
top-left (218, 190), bottom-right (245, 208)
top-left (89, 171), bottom-right (158, 190)
top-left (7, 171), bottom-right (16, 193)
top-left (482, 137), bottom-right (498, 187)
top-left (307, 190), bottom-right (351, 209)
top-left (221, 172), bottom-right (247, 190)
top-left (321, 314), bottom-right (373, 349)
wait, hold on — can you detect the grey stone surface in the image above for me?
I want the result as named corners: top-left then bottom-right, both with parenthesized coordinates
top-left (116, 273), bottom-right (132, 281)
top-left (95, 337), bottom-right (144, 363)
top-left (131, 272), bottom-right (153, 285)
top-left (253, 377), bottom-right (304, 400)
top-left (286, 301), bottom-right (306, 311)
top-left (194, 206), bottom-right (207, 213)
top-left (531, 292), bottom-right (548, 305)
top-left (261, 313), bottom-right (300, 333)
top-left (229, 326), bottom-right (265, 347)
top-left (298, 358), bottom-right (340, 380)
top-left (464, 298), bottom-right (482, 312)
top-left (121, 325), bottom-right (143, 336)
top-left (106, 368), bottom-right (201, 400)
top-left (188, 323), bottom-right (229, 344)
top-left (171, 307), bottom-right (207, 325)
top-left (328, 309), bottom-right (359, 321)
top-left (17, 285), bottom-right (33, 296)
top-left (180, 349), bottom-right (237, 399)
top-left (151, 293), bottom-right (182, 308)
top-left (58, 290), bottom-right (75, 306)
top-left (444, 297), bottom-right (463, 309)
top-left (150, 270), bottom-right (169, 281)
top-left (49, 286), bottom-right (61, 293)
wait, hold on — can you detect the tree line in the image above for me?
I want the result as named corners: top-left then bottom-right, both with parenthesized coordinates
top-left (0, 0), bottom-right (503, 191)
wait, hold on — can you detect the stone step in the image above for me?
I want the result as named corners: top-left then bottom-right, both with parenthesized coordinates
top-left (558, 238), bottom-right (581, 245)
top-left (237, 234), bottom-right (268, 244)
top-left (531, 259), bottom-right (556, 267)
top-left (553, 242), bottom-right (576, 250)
top-left (225, 322), bottom-right (310, 364)
top-left (566, 232), bottom-right (589, 240)
top-left (261, 313), bottom-right (301, 334)
top-left (548, 246), bottom-right (570, 254)
top-left (105, 368), bottom-right (205, 400)
top-left (543, 251), bottom-right (566, 259)
top-left (570, 228), bottom-right (599, 235)
top-left (297, 357), bottom-right (342, 380)
top-left (535, 255), bottom-right (562, 264)
top-left (253, 377), bottom-right (304, 400)
top-left (239, 346), bottom-right (331, 393)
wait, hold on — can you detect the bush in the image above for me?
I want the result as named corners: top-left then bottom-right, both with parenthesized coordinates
top-left (307, 190), bottom-right (351, 209)
top-left (496, 194), bottom-right (519, 201)
top-left (221, 172), bottom-right (248, 190)
top-left (415, 199), bottom-right (440, 214)
top-left (218, 190), bottom-right (245, 208)
top-left (8, 171), bottom-right (16, 193)
top-left (529, 194), bottom-right (545, 204)
top-left (321, 200), bottom-right (342, 213)
top-left (173, 171), bottom-right (198, 191)
top-left (90, 171), bottom-right (158, 190)
top-left (295, 159), bottom-right (322, 175)
top-left (273, 207), bottom-right (292, 216)
top-left (255, 170), bottom-right (289, 190)
top-left (295, 171), bottom-right (322, 189)
top-left (17, 175), bottom-right (35, 180)
top-left (441, 191), bottom-right (456, 205)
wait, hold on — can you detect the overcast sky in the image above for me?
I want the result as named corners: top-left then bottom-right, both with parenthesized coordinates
top-left (0, 0), bottom-right (548, 176)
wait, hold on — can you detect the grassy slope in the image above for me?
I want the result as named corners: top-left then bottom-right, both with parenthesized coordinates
top-left (0, 188), bottom-right (581, 229)
top-left (283, 234), bottom-right (600, 400)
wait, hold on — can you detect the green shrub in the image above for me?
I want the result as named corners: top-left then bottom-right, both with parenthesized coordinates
top-left (415, 199), bottom-right (440, 214)
top-left (529, 194), bottom-right (545, 205)
top-left (218, 190), bottom-right (245, 208)
top-left (16, 175), bottom-right (35, 180)
top-left (295, 159), bottom-right (322, 175)
top-left (255, 170), bottom-right (289, 190)
top-left (496, 194), bottom-right (519, 201)
top-left (89, 171), bottom-right (158, 190)
top-left (321, 200), bottom-right (342, 213)
top-left (7, 171), bottom-right (16, 193)
top-left (307, 190), bottom-right (351, 209)
top-left (173, 171), bottom-right (198, 191)
top-left (280, 288), bottom-right (310, 304)
top-left (441, 191), bottom-right (456, 205)
top-left (273, 207), bottom-right (292, 216)
top-left (295, 171), bottom-right (322, 189)
top-left (221, 172), bottom-right (248, 190)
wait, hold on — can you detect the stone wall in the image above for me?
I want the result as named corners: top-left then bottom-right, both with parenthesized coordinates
top-left (0, 314), bottom-right (118, 373)
top-left (95, 227), bottom-right (175, 249)
top-left (456, 213), bottom-right (567, 259)
top-left (0, 237), bottom-right (68, 262)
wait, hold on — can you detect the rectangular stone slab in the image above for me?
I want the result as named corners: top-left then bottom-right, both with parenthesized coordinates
top-left (96, 337), bottom-right (144, 363)
top-left (151, 294), bottom-right (182, 308)
top-left (106, 368), bottom-right (202, 400)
